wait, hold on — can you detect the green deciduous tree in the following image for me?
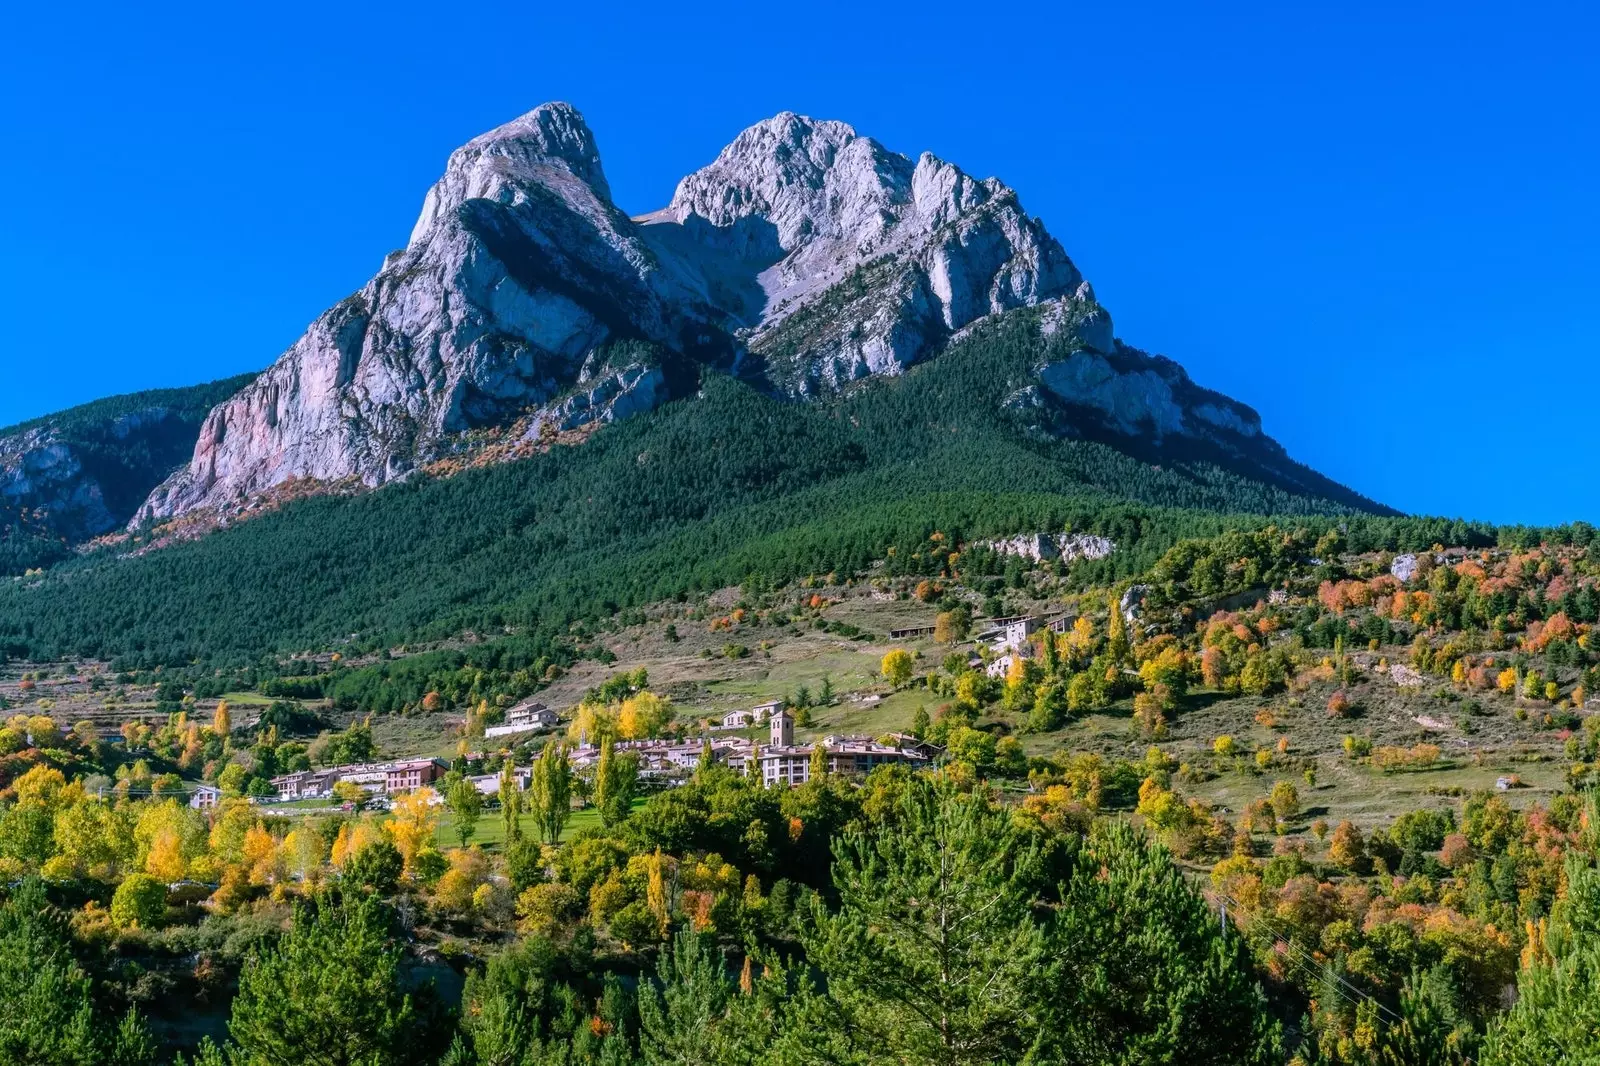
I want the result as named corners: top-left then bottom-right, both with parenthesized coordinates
top-left (446, 776), bottom-right (483, 847)
top-left (529, 743), bottom-right (573, 846)
top-left (595, 737), bottom-right (639, 829)
top-left (110, 873), bottom-right (167, 930)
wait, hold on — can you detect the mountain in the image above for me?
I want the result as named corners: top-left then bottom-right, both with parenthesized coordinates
top-left (0, 374), bottom-right (256, 574)
top-left (0, 103), bottom-right (1409, 663)
top-left (136, 103), bottom-right (1315, 525)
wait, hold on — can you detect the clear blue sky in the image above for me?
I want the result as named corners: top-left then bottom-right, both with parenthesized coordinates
top-left (2, 1), bottom-right (1595, 525)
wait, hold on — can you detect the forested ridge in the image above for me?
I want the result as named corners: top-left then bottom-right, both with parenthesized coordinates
top-left (0, 373), bottom-right (258, 575)
top-left (0, 320), bottom-right (1518, 667)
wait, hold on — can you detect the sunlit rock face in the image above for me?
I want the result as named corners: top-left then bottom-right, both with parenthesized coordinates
top-left (141, 103), bottom-right (1268, 521)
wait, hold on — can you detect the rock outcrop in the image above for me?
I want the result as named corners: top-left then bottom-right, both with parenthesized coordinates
top-left (1, 427), bottom-right (118, 542)
top-left (0, 376), bottom-right (253, 571)
top-left (139, 104), bottom-right (734, 521)
top-left (139, 104), bottom-right (1094, 521)
top-left (984, 532), bottom-right (1116, 564)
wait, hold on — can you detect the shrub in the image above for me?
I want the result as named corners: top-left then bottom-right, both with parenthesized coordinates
top-left (111, 873), bottom-right (168, 930)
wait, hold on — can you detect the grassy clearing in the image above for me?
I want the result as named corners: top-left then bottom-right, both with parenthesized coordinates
top-left (434, 799), bottom-right (645, 851)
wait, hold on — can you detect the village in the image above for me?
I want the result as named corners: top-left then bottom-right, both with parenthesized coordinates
top-left (250, 609), bottom-right (1096, 812)
top-left (261, 696), bottom-right (944, 810)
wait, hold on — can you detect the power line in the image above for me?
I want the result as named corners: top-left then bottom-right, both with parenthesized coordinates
top-left (1212, 885), bottom-right (1406, 1027)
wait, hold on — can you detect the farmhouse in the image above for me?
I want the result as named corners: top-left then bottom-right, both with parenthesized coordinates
top-left (386, 757), bottom-right (448, 792)
top-left (719, 700), bottom-right (784, 730)
top-left (485, 700), bottom-right (560, 739)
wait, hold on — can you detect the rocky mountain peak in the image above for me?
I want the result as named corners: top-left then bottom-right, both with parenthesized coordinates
top-left (662, 112), bottom-right (907, 251)
top-left (409, 101), bottom-right (614, 246)
top-left (135, 103), bottom-right (1275, 525)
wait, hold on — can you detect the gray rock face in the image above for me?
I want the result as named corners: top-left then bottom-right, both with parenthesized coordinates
top-left (984, 532), bottom-right (1115, 563)
top-left (975, 293), bottom-right (1265, 450)
top-left (1, 427), bottom-right (115, 539)
top-left (643, 112), bottom-right (1083, 392)
top-left (141, 103), bottom-right (733, 521)
top-left (136, 103), bottom-right (1250, 522)
top-left (1, 387), bottom-right (248, 567)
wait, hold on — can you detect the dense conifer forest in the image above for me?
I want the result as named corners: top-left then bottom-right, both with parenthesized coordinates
top-left (0, 321), bottom-right (1501, 668)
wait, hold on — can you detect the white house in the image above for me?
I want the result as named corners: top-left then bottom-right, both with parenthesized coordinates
top-left (469, 767), bottom-right (531, 796)
top-left (992, 617), bottom-right (1041, 654)
top-left (189, 784), bottom-right (222, 810)
top-left (486, 701), bottom-right (560, 739)
top-left (720, 709), bottom-right (754, 729)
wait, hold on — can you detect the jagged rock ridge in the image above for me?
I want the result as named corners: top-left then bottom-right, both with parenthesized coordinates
top-left (138, 103), bottom-right (1314, 523)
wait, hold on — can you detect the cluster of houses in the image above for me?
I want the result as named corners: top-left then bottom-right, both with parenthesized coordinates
top-left (253, 695), bottom-right (945, 806)
top-left (714, 699), bottom-right (785, 730)
top-left (980, 615), bottom-right (1073, 679)
top-left (745, 711), bottom-right (940, 786)
top-left (267, 756), bottom-right (450, 803)
top-left (568, 710), bottom-right (940, 788)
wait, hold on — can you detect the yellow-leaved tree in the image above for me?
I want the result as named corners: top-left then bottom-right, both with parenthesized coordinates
top-left (330, 820), bottom-right (386, 868)
top-left (881, 649), bottom-right (914, 689)
top-left (386, 787), bottom-right (439, 871)
top-left (618, 691), bottom-right (674, 739)
top-left (241, 823), bottom-right (281, 884)
top-left (281, 827), bottom-right (327, 883)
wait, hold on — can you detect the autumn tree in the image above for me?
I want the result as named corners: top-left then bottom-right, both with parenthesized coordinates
top-left (881, 649), bottom-right (915, 689)
top-left (1269, 780), bottom-right (1300, 828)
top-left (1107, 594), bottom-right (1131, 665)
top-left (934, 610), bottom-right (971, 645)
top-left (386, 789), bottom-right (440, 873)
top-left (1328, 819), bottom-right (1366, 872)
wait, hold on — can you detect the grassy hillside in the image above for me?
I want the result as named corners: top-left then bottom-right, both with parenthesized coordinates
top-left (1, 319), bottom-right (1464, 666)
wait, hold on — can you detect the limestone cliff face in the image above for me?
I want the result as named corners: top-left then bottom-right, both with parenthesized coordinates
top-left (139, 104), bottom-right (724, 521)
top-left (138, 103), bottom-right (1284, 523)
top-left (643, 112), bottom-right (1084, 392)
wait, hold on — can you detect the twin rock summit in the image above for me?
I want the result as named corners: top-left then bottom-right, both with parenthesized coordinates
top-left (138, 102), bottom-right (1275, 523)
